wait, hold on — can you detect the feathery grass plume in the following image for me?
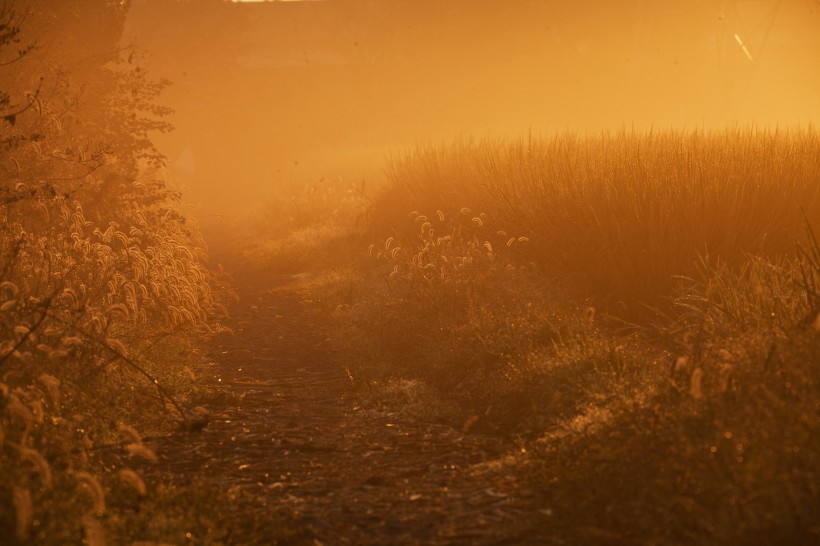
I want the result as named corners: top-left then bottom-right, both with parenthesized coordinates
top-left (690, 367), bottom-right (704, 400)
top-left (75, 472), bottom-right (106, 516)
top-left (117, 468), bottom-right (147, 496)
top-left (19, 446), bottom-right (53, 489)
top-left (61, 336), bottom-right (84, 347)
top-left (673, 355), bottom-right (689, 374)
top-left (6, 393), bottom-right (35, 428)
top-left (126, 442), bottom-right (158, 462)
top-left (117, 422), bottom-right (142, 444)
top-left (0, 280), bottom-right (19, 298)
top-left (719, 363), bottom-right (735, 393)
top-left (718, 349), bottom-right (733, 362)
top-left (105, 337), bottom-right (129, 356)
top-left (13, 486), bottom-right (32, 540)
top-left (28, 398), bottom-right (44, 425)
top-left (38, 373), bottom-right (61, 408)
top-left (81, 515), bottom-right (106, 546)
top-left (462, 415), bottom-right (480, 432)
top-left (48, 349), bottom-right (70, 360)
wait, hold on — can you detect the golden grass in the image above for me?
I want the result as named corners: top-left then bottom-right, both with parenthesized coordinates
top-left (378, 128), bottom-right (820, 318)
top-left (316, 127), bottom-right (820, 544)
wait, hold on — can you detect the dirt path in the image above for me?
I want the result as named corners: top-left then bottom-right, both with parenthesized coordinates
top-left (150, 266), bottom-right (548, 545)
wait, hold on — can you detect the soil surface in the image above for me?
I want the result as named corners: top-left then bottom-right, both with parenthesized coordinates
top-left (148, 262), bottom-right (550, 545)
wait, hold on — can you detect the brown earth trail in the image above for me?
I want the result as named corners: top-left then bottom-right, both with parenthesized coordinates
top-left (148, 261), bottom-right (550, 545)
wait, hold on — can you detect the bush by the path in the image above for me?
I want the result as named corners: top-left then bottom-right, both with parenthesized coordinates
top-left (0, 3), bottom-right (240, 543)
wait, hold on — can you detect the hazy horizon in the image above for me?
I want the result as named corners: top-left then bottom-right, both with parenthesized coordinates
top-left (122, 0), bottom-right (820, 216)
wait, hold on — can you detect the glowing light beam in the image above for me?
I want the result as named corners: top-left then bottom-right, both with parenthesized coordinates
top-left (734, 33), bottom-right (754, 62)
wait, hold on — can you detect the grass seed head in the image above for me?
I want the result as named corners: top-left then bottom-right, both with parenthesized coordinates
top-left (719, 363), bottom-right (735, 393)
top-left (718, 349), bottom-right (734, 361)
top-left (118, 423), bottom-right (142, 444)
top-left (673, 356), bottom-right (690, 374)
top-left (38, 374), bottom-right (61, 408)
top-left (0, 280), bottom-right (19, 299)
top-left (126, 442), bottom-right (158, 462)
top-left (20, 447), bottom-right (53, 489)
top-left (690, 367), bottom-right (704, 400)
top-left (13, 486), bottom-right (32, 540)
top-left (75, 472), bottom-right (106, 516)
top-left (7, 394), bottom-right (35, 428)
top-left (117, 469), bottom-right (147, 496)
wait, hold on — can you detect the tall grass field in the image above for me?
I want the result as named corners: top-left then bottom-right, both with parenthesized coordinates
top-left (374, 128), bottom-right (820, 318)
top-left (309, 128), bottom-right (820, 545)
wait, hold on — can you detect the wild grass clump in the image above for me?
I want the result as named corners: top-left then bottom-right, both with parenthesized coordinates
top-left (378, 129), bottom-right (820, 317)
top-left (529, 241), bottom-right (820, 545)
top-left (331, 207), bottom-right (658, 434)
top-left (0, 158), bottom-right (229, 546)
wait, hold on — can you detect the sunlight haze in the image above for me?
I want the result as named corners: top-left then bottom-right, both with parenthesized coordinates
top-left (3, 1), bottom-right (820, 543)
top-left (122, 0), bottom-right (820, 215)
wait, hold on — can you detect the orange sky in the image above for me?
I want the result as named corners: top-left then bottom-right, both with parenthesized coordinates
top-left (123, 0), bottom-right (820, 214)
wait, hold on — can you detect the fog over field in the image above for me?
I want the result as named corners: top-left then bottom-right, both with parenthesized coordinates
top-left (122, 0), bottom-right (820, 213)
top-left (3, 2), bottom-right (820, 544)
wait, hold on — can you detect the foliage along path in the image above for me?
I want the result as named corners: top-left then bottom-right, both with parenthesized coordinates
top-left (148, 259), bottom-right (549, 545)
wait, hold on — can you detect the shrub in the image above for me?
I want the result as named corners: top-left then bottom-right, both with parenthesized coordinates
top-left (0, 4), bottom-right (229, 542)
